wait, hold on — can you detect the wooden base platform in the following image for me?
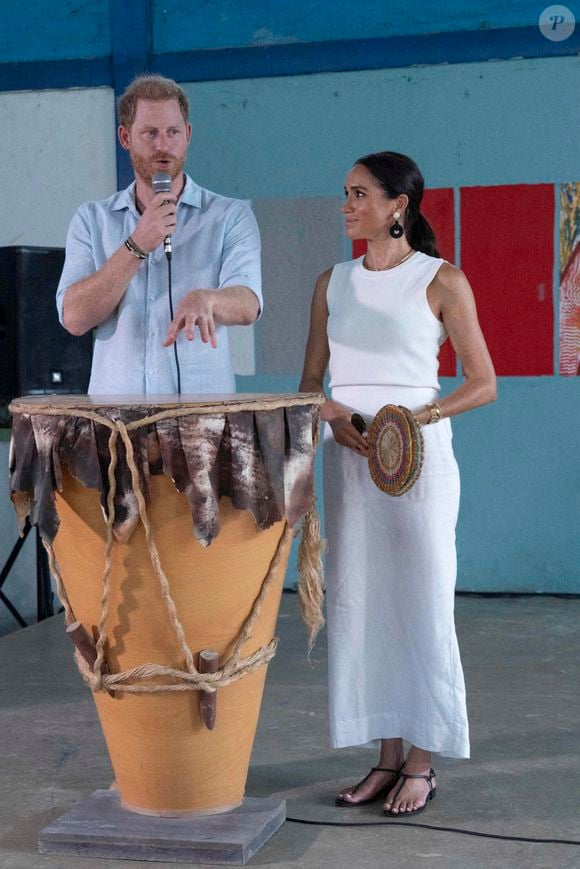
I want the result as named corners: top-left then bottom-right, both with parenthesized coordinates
top-left (38, 789), bottom-right (286, 865)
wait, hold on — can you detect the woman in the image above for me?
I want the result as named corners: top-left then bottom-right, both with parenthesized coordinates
top-left (299, 151), bottom-right (496, 816)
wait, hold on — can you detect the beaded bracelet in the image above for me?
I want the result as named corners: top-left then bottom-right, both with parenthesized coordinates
top-left (125, 236), bottom-right (148, 260)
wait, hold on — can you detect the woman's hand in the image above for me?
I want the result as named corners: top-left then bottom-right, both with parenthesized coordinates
top-left (323, 401), bottom-right (369, 456)
top-left (329, 417), bottom-right (369, 456)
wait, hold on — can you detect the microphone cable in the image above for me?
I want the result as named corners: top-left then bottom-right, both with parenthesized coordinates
top-left (285, 816), bottom-right (580, 847)
top-left (152, 171), bottom-right (181, 395)
top-left (164, 245), bottom-right (181, 395)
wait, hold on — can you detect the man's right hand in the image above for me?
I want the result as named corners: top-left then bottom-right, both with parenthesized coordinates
top-left (61, 192), bottom-right (177, 336)
top-left (132, 192), bottom-right (177, 254)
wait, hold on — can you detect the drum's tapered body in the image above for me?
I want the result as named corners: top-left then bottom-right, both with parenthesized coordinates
top-left (9, 394), bottom-right (322, 816)
top-left (54, 474), bottom-right (290, 814)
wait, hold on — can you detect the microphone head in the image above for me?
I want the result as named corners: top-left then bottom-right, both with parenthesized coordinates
top-left (152, 172), bottom-right (172, 195)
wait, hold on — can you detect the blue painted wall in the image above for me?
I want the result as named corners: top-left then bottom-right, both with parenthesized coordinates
top-left (0, 1), bottom-right (110, 63)
top-left (2, 1), bottom-right (580, 92)
top-left (453, 379), bottom-right (580, 590)
top-left (1, 1), bottom-right (572, 64)
top-left (187, 58), bottom-right (580, 592)
top-left (181, 58), bottom-right (580, 199)
top-left (153, 0), bottom-right (552, 51)
top-left (0, 1), bottom-right (578, 593)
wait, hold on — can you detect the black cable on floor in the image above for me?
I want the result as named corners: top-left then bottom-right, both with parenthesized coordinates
top-left (286, 817), bottom-right (580, 846)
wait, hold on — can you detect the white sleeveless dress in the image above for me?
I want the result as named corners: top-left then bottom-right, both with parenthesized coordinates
top-left (324, 251), bottom-right (469, 758)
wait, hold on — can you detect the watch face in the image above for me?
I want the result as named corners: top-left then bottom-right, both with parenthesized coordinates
top-left (351, 412), bottom-right (367, 434)
top-left (428, 403), bottom-right (441, 424)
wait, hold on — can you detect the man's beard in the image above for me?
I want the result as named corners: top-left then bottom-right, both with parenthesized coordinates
top-left (130, 150), bottom-right (186, 184)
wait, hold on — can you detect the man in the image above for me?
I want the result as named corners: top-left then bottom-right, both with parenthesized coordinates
top-left (57, 75), bottom-right (261, 394)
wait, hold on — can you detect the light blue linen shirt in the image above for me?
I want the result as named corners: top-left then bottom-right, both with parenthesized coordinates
top-left (56, 175), bottom-right (262, 395)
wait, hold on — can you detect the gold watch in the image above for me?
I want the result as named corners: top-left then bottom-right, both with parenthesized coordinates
top-left (425, 401), bottom-right (443, 424)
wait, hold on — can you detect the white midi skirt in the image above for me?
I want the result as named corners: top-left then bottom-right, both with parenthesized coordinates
top-left (324, 385), bottom-right (470, 759)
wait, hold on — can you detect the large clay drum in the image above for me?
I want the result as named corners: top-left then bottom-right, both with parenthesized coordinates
top-left (9, 394), bottom-right (323, 816)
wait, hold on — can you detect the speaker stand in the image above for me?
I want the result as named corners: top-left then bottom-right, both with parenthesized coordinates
top-left (0, 520), bottom-right (54, 627)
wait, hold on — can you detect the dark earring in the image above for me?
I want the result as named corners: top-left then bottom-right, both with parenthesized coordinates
top-left (390, 211), bottom-right (404, 239)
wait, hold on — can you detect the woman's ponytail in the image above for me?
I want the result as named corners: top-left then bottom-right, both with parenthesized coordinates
top-left (406, 208), bottom-right (440, 258)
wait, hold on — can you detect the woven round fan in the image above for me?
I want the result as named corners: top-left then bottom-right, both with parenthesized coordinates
top-left (367, 404), bottom-right (424, 496)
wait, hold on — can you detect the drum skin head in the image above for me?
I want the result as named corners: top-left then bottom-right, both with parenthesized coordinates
top-left (367, 404), bottom-right (424, 496)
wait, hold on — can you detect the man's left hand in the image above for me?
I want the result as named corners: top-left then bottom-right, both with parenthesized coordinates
top-left (163, 290), bottom-right (218, 348)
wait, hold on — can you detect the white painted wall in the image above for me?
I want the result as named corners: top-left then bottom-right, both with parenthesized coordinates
top-left (229, 323), bottom-right (256, 375)
top-left (0, 87), bottom-right (117, 247)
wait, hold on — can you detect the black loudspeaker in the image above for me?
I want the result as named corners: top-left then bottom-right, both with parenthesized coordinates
top-left (0, 246), bottom-right (93, 421)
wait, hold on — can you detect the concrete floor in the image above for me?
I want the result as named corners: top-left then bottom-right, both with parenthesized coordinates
top-left (1, 593), bottom-right (579, 869)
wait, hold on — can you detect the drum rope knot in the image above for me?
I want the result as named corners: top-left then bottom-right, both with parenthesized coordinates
top-left (36, 403), bottom-right (324, 694)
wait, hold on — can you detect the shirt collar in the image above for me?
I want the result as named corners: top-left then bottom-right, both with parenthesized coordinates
top-left (111, 174), bottom-right (202, 213)
top-left (180, 175), bottom-right (202, 208)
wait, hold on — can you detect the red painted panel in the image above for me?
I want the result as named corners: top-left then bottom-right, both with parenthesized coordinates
top-left (351, 188), bottom-right (456, 376)
top-left (461, 184), bottom-right (554, 376)
top-left (423, 189), bottom-right (456, 376)
top-left (422, 188), bottom-right (456, 263)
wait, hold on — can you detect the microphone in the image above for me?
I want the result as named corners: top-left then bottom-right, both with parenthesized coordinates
top-left (152, 171), bottom-right (181, 392)
top-left (152, 172), bottom-right (173, 257)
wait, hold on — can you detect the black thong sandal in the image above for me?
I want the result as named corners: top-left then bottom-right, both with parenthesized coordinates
top-left (335, 765), bottom-right (402, 808)
top-left (383, 767), bottom-right (436, 817)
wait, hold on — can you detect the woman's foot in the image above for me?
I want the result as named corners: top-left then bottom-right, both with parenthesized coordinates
top-left (383, 768), bottom-right (436, 815)
top-left (336, 739), bottom-right (404, 806)
top-left (336, 765), bottom-right (401, 806)
top-left (383, 746), bottom-right (436, 815)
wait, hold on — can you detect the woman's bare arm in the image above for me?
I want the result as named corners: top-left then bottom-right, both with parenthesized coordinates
top-left (299, 269), bottom-right (368, 454)
top-left (418, 262), bottom-right (497, 425)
